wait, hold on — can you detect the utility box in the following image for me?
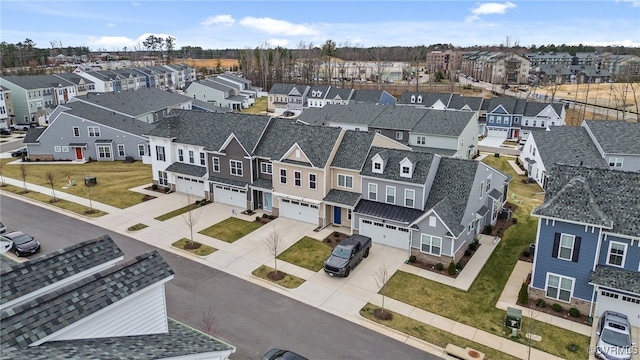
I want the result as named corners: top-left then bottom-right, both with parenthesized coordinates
top-left (84, 176), bottom-right (97, 186)
top-left (505, 307), bottom-right (522, 329)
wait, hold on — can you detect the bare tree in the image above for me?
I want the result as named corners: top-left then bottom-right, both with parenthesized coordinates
top-left (520, 308), bottom-right (545, 360)
top-left (85, 178), bottom-right (96, 211)
top-left (0, 161), bottom-right (6, 186)
top-left (201, 307), bottom-right (220, 337)
top-left (19, 164), bottom-right (28, 193)
top-left (182, 195), bottom-right (202, 245)
top-left (264, 225), bottom-right (285, 276)
top-left (371, 47), bottom-right (392, 90)
top-left (372, 261), bottom-right (392, 320)
top-left (45, 171), bottom-right (57, 202)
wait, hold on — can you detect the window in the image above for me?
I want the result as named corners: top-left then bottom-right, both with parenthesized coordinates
top-left (138, 144), bottom-right (145, 156)
top-left (294, 171), bottom-right (302, 187)
top-left (309, 173), bottom-right (317, 189)
top-left (117, 144), bottom-right (125, 157)
top-left (61, 146), bottom-right (69, 152)
top-left (230, 160), bottom-right (243, 176)
top-left (200, 153), bottom-right (205, 166)
top-left (552, 233), bottom-right (580, 262)
top-left (608, 157), bottom-right (623, 168)
top-left (155, 146), bottom-right (165, 161)
top-left (607, 242), bottom-right (626, 267)
top-left (97, 145), bottom-right (111, 159)
top-left (417, 136), bottom-right (426, 145)
top-left (368, 183), bottom-right (377, 200)
top-left (496, 116), bottom-right (501, 124)
top-left (280, 169), bottom-right (287, 184)
top-left (347, 209), bottom-right (352, 221)
top-left (212, 157), bottom-right (220, 172)
top-left (88, 126), bottom-right (100, 137)
top-left (54, 146), bottom-right (61, 152)
top-left (386, 186), bottom-right (396, 204)
top-left (188, 150), bottom-right (194, 164)
top-left (396, 131), bottom-right (403, 140)
top-left (178, 149), bottom-right (184, 161)
top-left (374, 162), bottom-right (382, 171)
top-left (410, 95), bottom-right (416, 103)
top-left (533, 119), bottom-right (537, 127)
top-left (486, 175), bottom-right (492, 192)
top-left (158, 171), bottom-right (168, 186)
top-left (73, 126), bottom-right (80, 137)
top-left (429, 216), bottom-right (437, 227)
top-left (420, 234), bottom-right (442, 256)
top-left (405, 189), bottom-right (415, 207)
top-left (402, 166), bottom-right (410, 175)
top-left (546, 274), bottom-right (573, 302)
top-left (480, 181), bottom-right (484, 199)
top-left (260, 162), bottom-right (273, 175)
top-left (338, 174), bottom-right (353, 188)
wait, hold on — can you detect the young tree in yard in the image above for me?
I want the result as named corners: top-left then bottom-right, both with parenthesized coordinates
top-left (19, 164), bottom-right (28, 193)
top-left (182, 195), bottom-right (202, 246)
top-left (372, 261), bottom-right (392, 320)
top-left (45, 171), bottom-right (57, 202)
top-left (201, 307), bottom-right (219, 337)
top-left (520, 308), bottom-right (545, 360)
top-left (0, 161), bottom-right (6, 186)
top-left (264, 225), bottom-right (285, 279)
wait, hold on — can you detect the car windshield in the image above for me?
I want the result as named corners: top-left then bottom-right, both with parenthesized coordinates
top-left (11, 234), bottom-right (33, 245)
top-left (331, 246), bottom-right (351, 259)
top-left (601, 328), bottom-right (631, 348)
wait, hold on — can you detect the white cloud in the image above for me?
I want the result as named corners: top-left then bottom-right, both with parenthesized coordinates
top-left (616, 0), bottom-right (640, 6)
top-left (239, 17), bottom-right (318, 36)
top-left (88, 36), bottom-right (138, 49)
top-left (267, 38), bottom-right (289, 47)
top-left (466, 2), bottom-right (516, 22)
top-left (201, 14), bottom-right (235, 27)
top-left (107, 23), bottom-right (115, 28)
top-left (131, 2), bottom-right (141, 6)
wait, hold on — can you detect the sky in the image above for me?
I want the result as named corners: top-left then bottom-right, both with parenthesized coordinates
top-left (0, 0), bottom-right (638, 51)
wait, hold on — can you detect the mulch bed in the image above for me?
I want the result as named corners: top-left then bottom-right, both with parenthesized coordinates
top-left (142, 194), bottom-right (156, 202)
top-left (267, 271), bottom-right (285, 281)
top-left (183, 241), bottom-right (202, 250)
top-left (374, 309), bottom-right (393, 321)
top-left (407, 245), bottom-right (480, 278)
top-left (520, 299), bottom-right (592, 326)
top-left (322, 231), bottom-right (349, 248)
top-left (144, 185), bottom-right (170, 194)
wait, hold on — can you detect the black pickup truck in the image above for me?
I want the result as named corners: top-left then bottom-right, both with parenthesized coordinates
top-left (323, 234), bottom-right (372, 277)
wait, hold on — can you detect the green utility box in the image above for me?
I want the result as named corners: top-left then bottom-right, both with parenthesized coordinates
top-left (505, 307), bottom-right (522, 329)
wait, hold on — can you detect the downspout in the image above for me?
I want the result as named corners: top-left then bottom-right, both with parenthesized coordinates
top-left (589, 285), bottom-right (597, 325)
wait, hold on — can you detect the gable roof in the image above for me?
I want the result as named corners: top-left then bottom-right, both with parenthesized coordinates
top-left (368, 106), bottom-right (427, 131)
top-left (447, 94), bottom-right (484, 111)
top-left (326, 87), bottom-right (354, 101)
top-left (1, 75), bottom-right (74, 90)
top-left (254, 119), bottom-right (342, 168)
top-left (584, 120), bottom-right (640, 155)
top-left (331, 130), bottom-right (376, 170)
top-left (55, 101), bottom-right (156, 136)
top-left (52, 73), bottom-right (93, 86)
top-left (146, 110), bottom-right (270, 153)
top-left (22, 127), bottom-right (46, 144)
top-left (522, 101), bottom-right (564, 117)
top-left (296, 103), bottom-right (386, 126)
top-left (361, 146), bottom-right (435, 184)
top-left (528, 127), bottom-right (608, 168)
top-left (532, 164), bottom-right (640, 236)
top-left (351, 89), bottom-right (386, 103)
top-left (398, 92), bottom-right (452, 107)
top-left (411, 109), bottom-right (475, 137)
top-left (70, 87), bottom-right (191, 117)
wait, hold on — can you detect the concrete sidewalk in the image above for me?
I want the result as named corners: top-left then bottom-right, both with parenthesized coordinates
top-left (1, 177), bottom-right (582, 359)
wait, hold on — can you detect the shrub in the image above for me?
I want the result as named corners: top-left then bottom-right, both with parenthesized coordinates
top-left (517, 281), bottom-right (529, 305)
top-left (151, 184), bottom-right (158, 190)
top-left (268, 215), bottom-right (275, 220)
top-left (494, 153), bottom-right (500, 158)
top-left (456, 261), bottom-right (465, 270)
top-left (522, 250), bottom-right (530, 257)
top-left (512, 217), bottom-right (518, 224)
top-left (551, 303), bottom-right (563, 312)
top-left (535, 298), bottom-right (546, 308)
top-left (409, 255), bottom-right (417, 263)
top-left (568, 308), bottom-right (581, 318)
top-left (435, 263), bottom-right (444, 271)
top-left (465, 249), bottom-right (472, 257)
top-left (468, 242), bottom-right (478, 251)
top-left (256, 216), bottom-right (261, 222)
top-left (482, 225), bottom-right (493, 235)
top-left (333, 232), bottom-right (340, 237)
top-left (447, 261), bottom-right (456, 275)
top-left (262, 213), bottom-right (269, 218)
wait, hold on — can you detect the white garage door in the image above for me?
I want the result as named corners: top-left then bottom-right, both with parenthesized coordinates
top-left (359, 219), bottom-right (410, 249)
top-left (214, 185), bottom-right (246, 208)
top-left (175, 176), bottom-right (205, 197)
top-left (279, 198), bottom-right (318, 224)
top-left (595, 289), bottom-right (640, 327)
top-left (487, 127), bottom-right (508, 138)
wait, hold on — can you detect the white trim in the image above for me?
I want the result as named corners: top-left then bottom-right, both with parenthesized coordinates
top-left (545, 272), bottom-right (575, 303)
top-left (385, 185), bottom-right (396, 204)
top-left (558, 233), bottom-right (575, 261)
top-left (337, 173), bottom-right (353, 189)
top-left (404, 189), bottom-right (415, 207)
top-left (293, 170), bottom-right (302, 187)
top-left (605, 241), bottom-right (627, 268)
top-left (368, 183), bottom-right (377, 201)
top-left (420, 234), bottom-right (442, 256)
top-left (212, 157), bottom-right (220, 172)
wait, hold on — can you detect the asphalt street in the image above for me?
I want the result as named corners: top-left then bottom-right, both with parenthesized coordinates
top-left (0, 195), bottom-right (439, 360)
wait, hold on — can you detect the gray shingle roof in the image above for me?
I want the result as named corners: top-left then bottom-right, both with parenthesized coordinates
top-left (411, 146), bottom-right (457, 156)
top-left (584, 120), bottom-right (640, 155)
top-left (0, 235), bottom-right (123, 306)
top-left (398, 92), bottom-right (452, 107)
top-left (351, 89), bottom-right (385, 103)
top-left (323, 189), bottom-right (361, 207)
top-left (411, 109), bottom-right (475, 137)
top-left (523, 101), bottom-right (564, 117)
top-left (326, 87), bottom-right (354, 101)
top-left (447, 94), bottom-right (484, 111)
top-left (361, 146), bottom-right (435, 184)
top-left (590, 265), bottom-right (640, 295)
top-left (355, 199), bottom-right (424, 224)
top-left (165, 162), bottom-right (207, 177)
top-left (70, 87), bottom-right (191, 117)
top-left (269, 83), bottom-right (297, 94)
top-left (331, 130), bottom-right (376, 170)
top-left (57, 101), bottom-right (156, 136)
top-left (1, 250), bottom-right (173, 348)
top-left (254, 120), bottom-right (342, 168)
top-left (369, 106), bottom-right (427, 130)
top-left (191, 99), bottom-right (231, 113)
top-left (146, 110), bottom-right (270, 153)
top-left (52, 73), bottom-right (94, 86)
top-left (532, 164), bottom-right (640, 236)
top-left (528, 127), bottom-right (608, 168)
top-left (1, 75), bottom-right (74, 90)
top-left (22, 127), bottom-right (46, 144)
top-left (209, 175), bottom-right (247, 187)
top-left (252, 177), bottom-right (273, 190)
top-left (296, 103), bottom-right (386, 126)
top-left (423, 158), bottom-right (479, 235)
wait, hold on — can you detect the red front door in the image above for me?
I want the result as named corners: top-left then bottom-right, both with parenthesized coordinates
top-left (75, 147), bottom-right (83, 160)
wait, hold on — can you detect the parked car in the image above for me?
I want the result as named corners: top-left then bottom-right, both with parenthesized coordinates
top-left (0, 235), bottom-right (12, 254)
top-left (323, 234), bottom-right (372, 277)
top-left (3, 231), bottom-right (41, 257)
top-left (0, 128), bottom-right (11, 135)
top-left (11, 147), bottom-right (27, 158)
top-left (261, 348), bottom-right (308, 360)
top-left (595, 311), bottom-right (634, 360)
top-left (0, 221), bottom-right (6, 233)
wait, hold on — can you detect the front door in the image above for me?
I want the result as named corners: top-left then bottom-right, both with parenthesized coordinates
top-left (333, 207), bottom-right (342, 225)
top-left (75, 147), bottom-right (83, 160)
top-left (264, 192), bottom-right (272, 211)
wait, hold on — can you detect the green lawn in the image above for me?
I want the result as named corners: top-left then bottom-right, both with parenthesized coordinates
top-left (241, 96), bottom-right (268, 114)
top-left (198, 217), bottom-right (262, 243)
top-left (252, 265), bottom-right (305, 289)
top-left (0, 184), bottom-right (107, 217)
top-left (155, 203), bottom-right (202, 221)
top-left (127, 223), bottom-right (148, 231)
top-left (277, 236), bottom-right (332, 272)
top-left (378, 156), bottom-right (590, 360)
top-left (171, 238), bottom-right (216, 256)
top-left (0, 159), bottom-right (152, 209)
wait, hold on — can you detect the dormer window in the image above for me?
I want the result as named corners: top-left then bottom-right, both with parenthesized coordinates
top-left (417, 95), bottom-right (423, 103)
top-left (372, 153), bottom-right (386, 174)
top-left (410, 95), bottom-right (416, 103)
top-left (400, 157), bottom-right (413, 178)
top-left (373, 162), bottom-right (382, 172)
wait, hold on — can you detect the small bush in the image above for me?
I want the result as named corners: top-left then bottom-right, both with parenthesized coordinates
top-left (435, 263), bottom-right (444, 271)
top-left (256, 216), bottom-right (261, 222)
top-left (262, 213), bottom-right (269, 218)
top-left (535, 298), bottom-right (546, 308)
top-left (468, 242), bottom-right (478, 251)
top-left (409, 255), bottom-right (417, 263)
top-left (456, 261), bottom-right (465, 270)
top-left (551, 303), bottom-right (563, 312)
top-left (482, 225), bottom-right (493, 235)
top-left (333, 232), bottom-right (340, 237)
top-left (268, 215), bottom-right (276, 220)
top-left (512, 217), bottom-right (518, 224)
top-left (151, 184), bottom-right (158, 190)
top-left (568, 308), bottom-right (581, 318)
top-left (517, 281), bottom-right (529, 305)
top-left (465, 249), bottom-right (472, 257)
top-left (522, 250), bottom-right (530, 257)
top-left (494, 153), bottom-right (500, 158)
top-left (447, 261), bottom-right (456, 275)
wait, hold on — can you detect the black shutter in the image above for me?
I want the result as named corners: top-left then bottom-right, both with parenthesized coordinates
top-left (572, 237), bottom-right (581, 262)
top-left (552, 233), bottom-right (560, 258)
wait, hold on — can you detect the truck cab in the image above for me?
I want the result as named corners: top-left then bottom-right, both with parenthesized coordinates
top-left (323, 234), bottom-right (372, 277)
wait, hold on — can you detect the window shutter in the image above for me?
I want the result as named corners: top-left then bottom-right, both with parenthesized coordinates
top-left (552, 233), bottom-right (560, 258)
top-left (572, 237), bottom-right (581, 262)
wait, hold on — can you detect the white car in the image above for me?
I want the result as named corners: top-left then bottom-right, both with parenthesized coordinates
top-left (0, 235), bottom-right (12, 255)
top-left (595, 311), bottom-right (635, 360)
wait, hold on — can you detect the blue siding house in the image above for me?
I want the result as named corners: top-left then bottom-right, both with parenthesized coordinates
top-left (530, 164), bottom-right (640, 326)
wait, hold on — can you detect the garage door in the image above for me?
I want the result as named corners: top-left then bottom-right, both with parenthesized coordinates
top-left (175, 176), bottom-right (205, 197)
top-left (595, 289), bottom-right (640, 327)
top-left (487, 127), bottom-right (508, 138)
top-left (359, 219), bottom-right (410, 249)
top-left (279, 198), bottom-right (318, 225)
top-left (213, 185), bottom-right (246, 208)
